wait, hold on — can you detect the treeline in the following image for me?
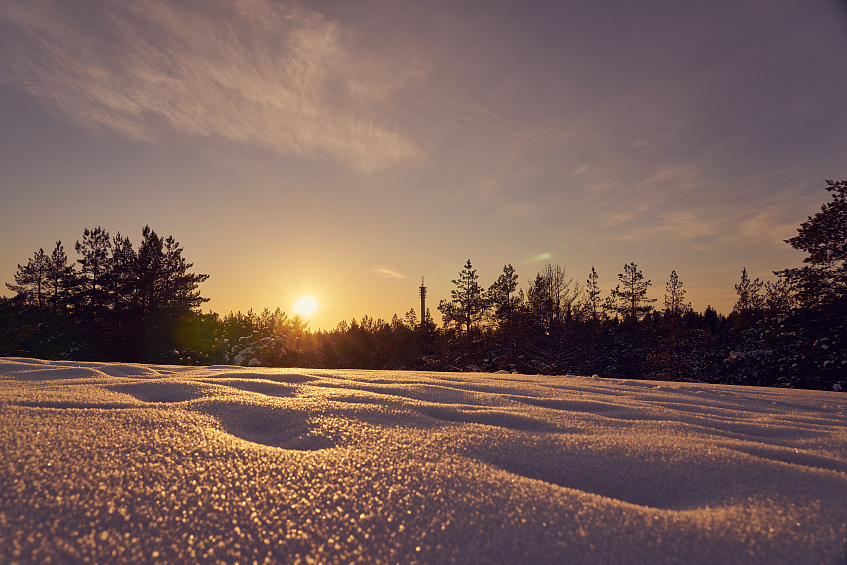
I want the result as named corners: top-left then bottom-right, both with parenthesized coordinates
top-left (1, 226), bottom-right (209, 362)
top-left (2, 181), bottom-right (845, 391)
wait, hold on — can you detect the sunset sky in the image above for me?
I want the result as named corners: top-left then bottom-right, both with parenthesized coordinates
top-left (2, 0), bottom-right (846, 331)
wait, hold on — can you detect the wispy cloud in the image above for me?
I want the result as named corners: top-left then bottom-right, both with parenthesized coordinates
top-left (647, 209), bottom-right (729, 240)
top-left (0, 0), bottom-right (419, 172)
top-left (371, 266), bottom-right (406, 279)
top-left (608, 199), bottom-right (806, 247)
top-left (739, 206), bottom-right (801, 247)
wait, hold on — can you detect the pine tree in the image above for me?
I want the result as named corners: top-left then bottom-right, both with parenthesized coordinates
top-left (134, 226), bottom-right (210, 361)
top-left (6, 245), bottom-right (77, 358)
top-left (108, 233), bottom-right (137, 314)
top-left (6, 248), bottom-right (49, 315)
top-left (74, 227), bottom-right (111, 316)
top-left (46, 241), bottom-right (76, 318)
top-left (584, 267), bottom-right (603, 375)
top-left (438, 259), bottom-right (489, 366)
top-left (488, 264), bottom-right (519, 328)
top-left (652, 270), bottom-right (692, 380)
top-left (774, 180), bottom-right (847, 389)
top-left (439, 260), bottom-right (489, 335)
top-left (663, 270), bottom-right (689, 317)
top-left (733, 268), bottom-right (764, 315)
top-left (609, 262), bottom-right (655, 379)
top-left (763, 278), bottom-right (793, 316)
top-left (585, 267), bottom-right (602, 324)
top-left (611, 262), bottom-right (655, 324)
top-left (488, 264), bottom-right (521, 368)
top-left (778, 180), bottom-right (847, 308)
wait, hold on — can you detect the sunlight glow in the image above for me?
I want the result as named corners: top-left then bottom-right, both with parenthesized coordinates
top-left (293, 295), bottom-right (318, 317)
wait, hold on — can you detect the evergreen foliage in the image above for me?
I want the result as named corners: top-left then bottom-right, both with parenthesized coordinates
top-left (438, 260), bottom-right (489, 367)
top-left (611, 262), bottom-right (656, 324)
top-left (2, 182), bottom-right (846, 390)
top-left (4, 226), bottom-right (209, 362)
top-left (778, 179), bottom-right (847, 308)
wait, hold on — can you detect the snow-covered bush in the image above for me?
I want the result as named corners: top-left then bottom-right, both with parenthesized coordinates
top-left (223, 332), bottom-right (287, 367)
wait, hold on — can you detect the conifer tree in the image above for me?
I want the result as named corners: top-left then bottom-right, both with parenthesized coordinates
top-left (134, 226), bottom-right (209, 360)
top-left (663, 270), bottom-right (689, 317)
top-left (611, 262), bottom-right (655, 324)
top-left (108, 233), bottom-right (137, 314)
top-left (763, 278), bottom-right (793, 316)
top-left (774, 180), bottom-right (847, 389)
top-left (439, 260), bottom-right (489, 336)
top-left (74, 226), bottom-right (111, 315)
top-left (653, 270), bottom-right (691, 380)
top-left (778, 179), bottom-right (847, 308)
top-left (488, 264), bottom-right (521, 367)
top-left (47, 241), bottom-right (75, 318)
top-left (6, 248), bottom-right (49, 315)
top-left (584, 267), bottom-right (603, 374)
top-left (488, 264), bottom-right (520, 331)
top-left (585, 267), bottom-right (602, 324)
top-left (733, 268), bottom-right (764, 315)
top-left (438, 260), bottom-right (489, 365)
top-left (608, 262), bottom-right (655, 379)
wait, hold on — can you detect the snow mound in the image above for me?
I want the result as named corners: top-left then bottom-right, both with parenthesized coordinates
top-left (1, 358), bottom-right (846, 564)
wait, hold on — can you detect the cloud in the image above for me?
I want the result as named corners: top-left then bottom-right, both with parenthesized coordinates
top-left (497, 202), bottom-right (542, 220)
top-left (371, 266), bottom-right (406, 279)
top-left (739, 206), bottom-right (801, 247)
top-left (634, 166), bottom-right (702, 193)
top-left (608, 199), bottom-right (804, 248)
top-left (0, 0), bottom-right (419, 172)
top-left (651, 209), bottom-right (728, 240)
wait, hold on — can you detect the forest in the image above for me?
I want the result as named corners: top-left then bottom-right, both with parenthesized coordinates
top-left (2, 181), bottom-right (845, 392)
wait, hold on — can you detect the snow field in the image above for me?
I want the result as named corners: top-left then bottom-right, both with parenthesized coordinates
top-left (1, 357), bottom-right (846, 564)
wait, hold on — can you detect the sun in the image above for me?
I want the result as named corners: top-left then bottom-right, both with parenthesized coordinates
top-left (293, 295), bottom-right (318, 317)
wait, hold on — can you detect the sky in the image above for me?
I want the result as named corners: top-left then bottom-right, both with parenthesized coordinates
top-left (1, 0), bottom-right (846, 331)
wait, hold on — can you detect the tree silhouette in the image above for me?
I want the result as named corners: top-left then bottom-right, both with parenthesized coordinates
top-left (611, 262), bottom-right (655, 324)
top-left (439, 259), bottom-right (489, 366)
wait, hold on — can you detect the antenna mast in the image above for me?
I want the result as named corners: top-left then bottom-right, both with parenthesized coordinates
top-left (419, 276), bottom-right (427, 327)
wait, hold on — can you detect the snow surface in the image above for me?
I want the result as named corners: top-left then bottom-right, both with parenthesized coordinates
top-left (1, 357), bottom-right (846, 564)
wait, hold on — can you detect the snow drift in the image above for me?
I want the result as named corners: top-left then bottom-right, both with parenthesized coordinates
top-left (1, 357), bottom-right (845, 563)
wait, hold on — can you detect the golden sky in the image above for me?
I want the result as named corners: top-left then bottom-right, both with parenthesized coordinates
top-left (2, 0), bottom-right (846, 329)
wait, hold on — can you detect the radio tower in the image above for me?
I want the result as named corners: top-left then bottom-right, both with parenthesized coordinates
top-left (419, 276), bottom-right (427, 328)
